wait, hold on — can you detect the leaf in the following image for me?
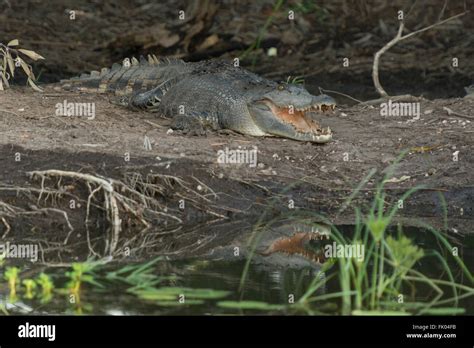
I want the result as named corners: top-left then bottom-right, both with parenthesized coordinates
top-left (0, 47), bottom-right (8, 69)
top-left (7, 39), bottom-right (19, 47)
top-left (384, 175), bottom-right (411, 184)
top-left (132, 287), bottom-right (230, 300)
top-left (155, 300), bottom-right (204, 307)
top-left (217, 301), bottom-right (285, 310)
top-left (18, 48), bottom-right (45, 61)
top-left (2, 52), bottom-right (6, 77)
top-left (422, 308), bottom-right (465, 315)
top-left (17, 57), bottom-right (31, 78)
top-left (1, 71), bottom-right (10, 88)
top-left (352, 310), bottom-right (411, 316)
top-left (7, 54), bottom-right (15, 78)
top-left (27, 78), bottom-right (43, 92)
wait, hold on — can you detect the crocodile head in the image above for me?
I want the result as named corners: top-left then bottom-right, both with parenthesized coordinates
top-left (247, 83), bottom-right (336, 143)
top-left (202, 222), bottom-right (331, 270)
top-left (255, 224), bottom-right (331, 269)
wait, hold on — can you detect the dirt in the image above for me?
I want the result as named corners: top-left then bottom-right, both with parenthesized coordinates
top-left (0, 86), bottom-right (472, 261)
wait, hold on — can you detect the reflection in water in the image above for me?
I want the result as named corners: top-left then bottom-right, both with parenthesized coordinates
top-left (0, 223), bottom-right (472, 315)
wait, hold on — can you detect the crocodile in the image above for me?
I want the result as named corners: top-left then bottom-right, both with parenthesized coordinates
top-left (61, 55), bottom-right (336, 143)
top-left (203, 221), bottom-right (332, 270)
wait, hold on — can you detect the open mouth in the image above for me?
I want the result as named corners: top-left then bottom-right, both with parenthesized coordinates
top-left (260, 230), bottom-right (330, 264)
top-left (262, 99), bottom-right (335, 139)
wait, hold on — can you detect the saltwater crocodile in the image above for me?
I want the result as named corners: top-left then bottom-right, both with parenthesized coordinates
top-left (202, 221), bottom-right (332, 270)
top-left (61, 55), bottom-right (336, 143)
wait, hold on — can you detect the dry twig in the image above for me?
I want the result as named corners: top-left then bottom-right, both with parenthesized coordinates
top-left (372, 11), bottom-right (468, 98)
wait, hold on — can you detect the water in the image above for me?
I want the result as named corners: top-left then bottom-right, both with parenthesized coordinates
top-left (1, 226), bottom-right (473, 315)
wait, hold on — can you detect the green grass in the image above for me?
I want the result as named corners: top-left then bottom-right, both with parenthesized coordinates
top-left (240, 0), bottom-right (285, 66)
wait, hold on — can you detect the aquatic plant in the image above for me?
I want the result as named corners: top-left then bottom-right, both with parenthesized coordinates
top-left (65, 261), bottom-right (103, 304)
top-left (22, 279), bottom-right (37, 299)
top-left (36, 273), bottom-right (54, 303)
top-left (4, 266), bottom-right (20, 301)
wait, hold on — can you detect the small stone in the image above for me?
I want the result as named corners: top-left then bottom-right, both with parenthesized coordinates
top-left (166, 128), bottom-right (174, 134)
top-left (267, 47), bottom-right (277, 57)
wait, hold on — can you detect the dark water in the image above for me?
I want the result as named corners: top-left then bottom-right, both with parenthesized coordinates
top-left (1, 227), bottom-right (473, 315)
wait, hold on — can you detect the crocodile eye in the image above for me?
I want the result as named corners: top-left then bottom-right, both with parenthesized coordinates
top-left (277, 84), bottom-right (285, 91)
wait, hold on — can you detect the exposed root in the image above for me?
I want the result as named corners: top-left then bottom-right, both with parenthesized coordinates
top-left (19, 168), bottom-right (232, 259)
top-left (0, 166), bottom-right (237, 262)
top-left (27, 169), bottom-right (122, 255)
top-left (1, 216), bottom-right (11, 238)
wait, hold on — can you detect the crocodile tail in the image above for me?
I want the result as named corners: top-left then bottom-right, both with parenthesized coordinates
top-left (60, 55), bottom-right (187, 95)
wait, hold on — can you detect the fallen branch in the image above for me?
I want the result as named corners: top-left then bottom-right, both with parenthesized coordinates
top-left (443, 107), bottom-right (474, 121)
top-left (372, 11), bottom-right (468, 98)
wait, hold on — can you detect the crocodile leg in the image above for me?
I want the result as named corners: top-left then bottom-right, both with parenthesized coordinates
top-left (128, 85), bottom-right (165, 111)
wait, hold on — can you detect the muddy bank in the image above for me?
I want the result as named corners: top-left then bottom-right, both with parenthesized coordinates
top-left (0, 87), bottom-right (472, 262)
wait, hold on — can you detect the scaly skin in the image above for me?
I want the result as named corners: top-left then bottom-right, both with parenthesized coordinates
top-left (61, 55), bottom-right (336, 143)
top-left (206, 222), bottom-right (332, 270)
